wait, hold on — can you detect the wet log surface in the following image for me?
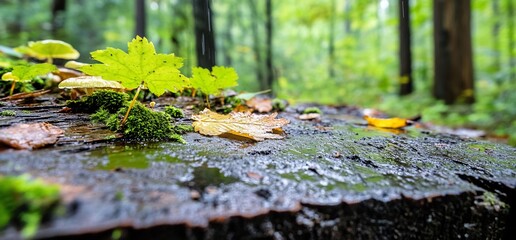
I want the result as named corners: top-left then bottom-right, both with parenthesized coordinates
top-left (0, 95), bottom-right (515, 240)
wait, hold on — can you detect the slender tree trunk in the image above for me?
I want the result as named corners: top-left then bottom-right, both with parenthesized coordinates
top-left (433, 0), bottom-right (474, 104)
top-left (264, 0), bottom-right (273, 91)
top-left (328, 0), bottom-right (336, 78)
top-left (399, 0), bottom-right (413, 95)
top-left (223, 5), bottom-right (234, 66)
top-left (51, 0), bottom-right (66, 35)
top-left (11, 0), bottom-right (25, 34)
top-left (193, 0), bottom-right (216, 70)
top-left (248, 0), bottom-right (264, 87)
top-left (135, 0), bottom-right (146, 37)
top-left (344, 0), bottom-right (352, 34)
top-left (509, 0), bottom-right (515, 81)
top-left (376, 0), bottom-right (382, 60)
top-left (491, 0), bottom-right (501, 72)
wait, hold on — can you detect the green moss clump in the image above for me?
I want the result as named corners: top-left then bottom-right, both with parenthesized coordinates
top-left (303, 107), bottom-right (322, 114)
top-left (272, 98), bottom-right (288, 111)
top-left (0, 110), bottom-right (16, 117)
top-left (105, 102), bottom-right (182, 141)
top-left (173, 124), bottom-right (194, 134)
top-left (90, 108), bottom-right (111, 123)
top-left (0, 174), bottom-right (60, 238)
top-left (164, 105), bottom-right (184, 118)
top-left (66, 90), bottom-right (129, 113)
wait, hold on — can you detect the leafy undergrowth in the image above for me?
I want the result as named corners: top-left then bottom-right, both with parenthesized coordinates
top-left (377, 86), bottom-right (516, 146)
top-left (0, 174), bottom-right (60, 238)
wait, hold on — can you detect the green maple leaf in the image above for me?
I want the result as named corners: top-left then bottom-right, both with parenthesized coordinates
top-left (79, 36), bottom-right (188, 96)
top-left (2, 63), bottom-right (57, 82)
top-left (190, 66), bottom-right (238, 95)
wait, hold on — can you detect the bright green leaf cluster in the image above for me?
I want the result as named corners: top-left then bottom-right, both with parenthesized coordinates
top-left (190, 66), bottom-right (238, 95)
top-left (0, 174), bottom-right (60, 238)
top-left (80, 36), bottom-right (189, 96)
top-left (1, 63), bottom-right (56, 82)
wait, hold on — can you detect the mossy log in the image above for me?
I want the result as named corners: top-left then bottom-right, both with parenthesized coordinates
top-left (0, 96), bottom-right (514, 239)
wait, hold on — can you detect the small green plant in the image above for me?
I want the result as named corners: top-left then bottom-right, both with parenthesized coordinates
top-left (190, 66), bottom-right (239, 108)
top-left (104, 102), bottom-right (183, 141)
top-left (302, 107), bottom-right (322, 114)
top-left (0, 110), bottom-right (16, 116)
top-left (79, 36), bottom-right (189, 126)
top-left (0, 174), bottom-right (60, 238)
top-left (164, 105), bottom-right (184, 118)
top-left (272, 98), bottom-right (288, 111)
top-left (1, 63), bottom-right (56, 95)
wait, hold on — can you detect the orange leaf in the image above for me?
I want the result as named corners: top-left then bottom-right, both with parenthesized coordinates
top-left (192, 108), bottom-right (289, 141)
top-left (363, 115), bottom-right (408, 129)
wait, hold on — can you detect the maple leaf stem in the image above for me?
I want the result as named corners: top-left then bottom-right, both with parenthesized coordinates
top-left (205, 94), bottom-right (210, 109)
top-left (9, 81), bottom-right (16, 96)
top-left (121, 83), bottom-right (143, 126)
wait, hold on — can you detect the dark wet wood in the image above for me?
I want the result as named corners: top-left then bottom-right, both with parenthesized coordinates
top-left (0, 95), bottom-right (514, 239)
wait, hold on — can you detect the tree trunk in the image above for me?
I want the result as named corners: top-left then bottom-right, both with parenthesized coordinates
top-left (193, 0), bottom-right (216, 70)
top-left (508, 0), bottom-right (515, 81)
top-left (344, 0), bottom-right (352, 34)
top-left (491, 0), bottom-right (501, 72)
top-left (264, 0), bottom-right (273, 91)
top-left (223, 5), bottom-right (234, 66)
top-left (433, 0), bottom-right (474, 104)
top-left (135, 0), bottom-right (146, 37)
top-left (399, 0), bottom-right (413, 95)
top-left (51, 0), bottom-right (67, 35)
top-left (248, 0), bottom-right (264, 88)
top-left (328, 0), bottom-right (336, 78)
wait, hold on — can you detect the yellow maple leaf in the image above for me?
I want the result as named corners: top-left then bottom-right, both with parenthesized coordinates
top-left (192, 109), bottom-right (289, 141)
top-left (363, 115), bottom-right (408, 129)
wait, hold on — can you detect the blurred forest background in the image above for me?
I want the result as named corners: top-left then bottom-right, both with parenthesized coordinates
top-left (0, 0), bottom-right (515, 144)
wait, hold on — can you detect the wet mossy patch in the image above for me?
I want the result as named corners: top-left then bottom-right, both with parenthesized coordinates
top-left (66, 90), bottom-right (129, 113)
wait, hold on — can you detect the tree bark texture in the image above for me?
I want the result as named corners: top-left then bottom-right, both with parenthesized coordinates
top-left (135, 0), bottom-right (146, 37)
top-left (248, 0), bottom-right (264, 89)
top-left (51, 0), bottom-right (67, 34)
top-left (264, 0), bottom-right (273, 91)
top-left (433, 0), bottom-right (474, 104)
top-left (399, 0), bottom-right (413, 95)
top-left (193, 0), bottom-right (216, 70)
top-left (508, 0), bottom-right (515, 82)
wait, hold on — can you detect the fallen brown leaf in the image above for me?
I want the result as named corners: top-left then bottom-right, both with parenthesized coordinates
top-left (192, 108), bottom-right (289, 141)
top-left (0, 122), bottom-right (64, 149)
top-left (246, 97), bottom-right (273, 113)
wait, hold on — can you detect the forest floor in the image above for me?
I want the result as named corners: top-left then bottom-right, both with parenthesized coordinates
top-left (0, 94), bottom-right (515, 239)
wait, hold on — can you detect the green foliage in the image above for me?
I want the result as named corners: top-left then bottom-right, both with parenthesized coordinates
top-left (80, 36), bottom-right (189, 96)
top-left (272, 99), bottom-right (288, 112)
top-left (164, 105), bottom-right (184, 118)
top-left (1, 63), bottom-right (56, 82)
top-left (190, 66), bottom-right (238, 96)
top-left (0, 174), bottom-right (60, 238)
top-left (302, 107), bottom-right (322, 114)
top-left (173, 124), bottom-right (194, 134)
top-left (0, 110), bottom-right (16, 116)
top-left (66, 90), bottom-right (129, 113)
